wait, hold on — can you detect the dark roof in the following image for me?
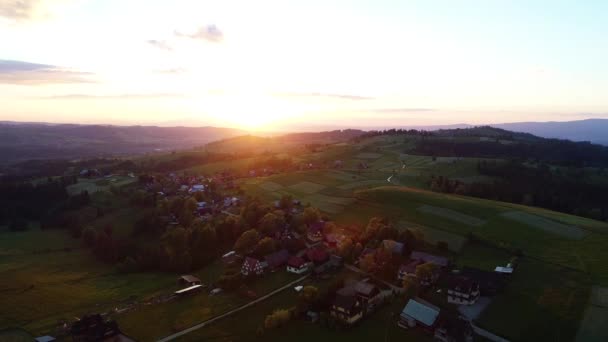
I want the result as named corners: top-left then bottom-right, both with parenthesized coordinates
top-left (179, 275), bottom-right (200, 283)
top-left (264, 249), bottom-right (289, 268)
top-left (383, 239), bottom-right (405, 254)
top-left (461, 267), bottom-right (508, 292)
top-left (287, 256), bottom-right (307, 268)
top-left (309, 221), bottom-right (325, 233)
top-left (333, 294), bottom-right (359, 311)
top-left (399, 260), bottom-right (423, 274)
top-left (448, 275), bottom-right (479, 293)
top-left (410, 251), bottom-right (449, 267)
top-left (354, 281), bottom-right (378, 296)
top-left (436, 315), bottom-right (472, 342)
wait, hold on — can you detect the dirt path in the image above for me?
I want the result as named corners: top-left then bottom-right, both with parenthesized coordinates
top-left (157, 274), bottom-right (310, 342)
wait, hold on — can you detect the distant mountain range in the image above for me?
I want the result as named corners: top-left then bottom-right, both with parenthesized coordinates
top-left (0, 118), bottom-right (606, 165)
top-left (0, 122), bottom-right (244, 164)
top-left (394, 119), bottom-right (608, 145)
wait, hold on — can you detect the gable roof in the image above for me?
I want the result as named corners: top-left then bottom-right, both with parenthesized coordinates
top-left (287, 256), bottom-right (307, 268)
top-left (383, 239), bottom-right (405, 254)
top-left (243, 257), bottom-right (262, 269)
top-left (333, 294), bottom-right (359, 311)
top-left (399, 260), bottom-right (424, 274)
top-left (447, 275), bottom-right (478, 293)
top-left (410, 251), bottom-right (449, 267)
top-left (354, 281), bottom-right (378, 296)
top-left (401, 298), bottom-right (440, 327)
top-left (306, 247), bottom-right (329, 263)
top-left (264, 249), bottom-right (289, 268)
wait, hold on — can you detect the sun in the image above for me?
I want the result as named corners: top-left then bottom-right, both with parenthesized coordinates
top-left (204, 92), bottom-right (296, 131)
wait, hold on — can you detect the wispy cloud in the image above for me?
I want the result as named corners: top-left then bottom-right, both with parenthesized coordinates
top-left (0, 59), bottom-right (94, 84)
top-left (155, 67), bottom-right (187, 74)
top-left (146, 39), bottom-right (173, 51)
top-left (277, 92), bottom-right (374, 100)
top-left (371, 108), bottom-right (436, 113)
top-left (174, 25), bottom-right (223, 43)
top-left (37, 93), bottom-right (186, 99)
top-left (0, 0), bottom-right (39, 20)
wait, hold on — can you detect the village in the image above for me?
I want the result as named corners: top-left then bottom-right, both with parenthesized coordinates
top-left (38, 161), bottom-right (519, 342)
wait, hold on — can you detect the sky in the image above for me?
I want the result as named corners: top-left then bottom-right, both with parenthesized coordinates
top-left (1, 0), bottom-right (607, 131)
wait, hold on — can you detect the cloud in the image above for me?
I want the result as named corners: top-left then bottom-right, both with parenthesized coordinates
top-left (371, 108), bottom-right (436, 113)
top-left (146, 39), bottom-right (173, 51)
top-left (277, 92), bottom-right (374, 100)
top-left (37, 93), bottom-right (186, 99)
top-left (0, 0), bottom-right (39, 20)
top-left (174, 25), bottom-right (223, 43)
top-left (155, 67), bottom-right (186, 74)
top-left (0, 59), bottom-right (94, 84)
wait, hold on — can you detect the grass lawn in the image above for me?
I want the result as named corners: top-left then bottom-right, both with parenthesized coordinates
top-left (0, 228), bottom-right (176, 335)
top-left (476, 257), bottom-right (591, 342)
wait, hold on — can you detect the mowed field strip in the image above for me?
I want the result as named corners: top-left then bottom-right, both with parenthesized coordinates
top-left (288, 181), bottom-right (326, 194)
top-left (400, 222), bottom-right (467, 252)
top-left (576, 286), bottom-right (608, 342)
top-left (501, 211), bottom-right (588, 239)
top-left (417, 205), bottom-right (486, 227)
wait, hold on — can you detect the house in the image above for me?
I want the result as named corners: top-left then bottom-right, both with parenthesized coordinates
top-left (287, 256), bottom-right (310, 274)
top-left (354, 281), bottom-right (382, 312)
top-left (264, 249), bottom-right (290, 270)
top-left (398, 260), bottom-right (423, 280)
top-left (189, 184), bottom-right (205, 193)
top-left (70, 314), bottom-right (125, 342)
top-left (330, 294), bottom-right (363, 325)
top-left (447, 275), bottom-right (480, 305)
top-left (398, 298), bottom-right (440, 331)
top-left (434, 315), bottom-right (474, 342)
top-left (307, 221), bottom-right (325, 243)
top-left (410, 251), bottom-right (449, 267)
top-left (329, 254), bottom-right (344, 269)
top-left (382, 239), bottom-right (405, 255)
top-left (241, 257), bottom-right (265, 276)
top-left (35, 336), bottom-right (56, 342)
top-left (494, 266), bottom-right (514, 274)
top-left (178, 275), bottom-right (201, 287)
top-left (461, 267), bottom-right (508, 296)
top-left (305, 247), bottom-right (330, 265)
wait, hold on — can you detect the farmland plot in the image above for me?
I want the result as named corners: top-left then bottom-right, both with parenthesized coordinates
top-left (417, 205), bottom-right (486, 227)
top-left (501, 211), bottom-right (588, 240)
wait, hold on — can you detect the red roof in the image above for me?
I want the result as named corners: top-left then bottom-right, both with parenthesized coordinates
top-left (306, 247), bottom-right (329, 263)
top-left (243, 257), bottom-right (261, 269)
top-left (288, 256), bottom-right (307, 268)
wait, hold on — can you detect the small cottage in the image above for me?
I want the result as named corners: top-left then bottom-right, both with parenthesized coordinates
top-left (241, 257), bottom-right (265, 276)
top-left (330, 294), bottom-right (363, 325)
top-left (287, 256), bottom-right (310, 274)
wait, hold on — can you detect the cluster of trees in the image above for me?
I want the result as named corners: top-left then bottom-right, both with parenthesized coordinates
top-left (353, 129), bottom-right (433, 143)
top-left (429, 160), bottom-right (608, 221)
top-left (0, 176), bottom-right (76, 224)
top-left (150, 152), bottom-right (235, 172)
top-left (413, 137), bottom-right (608, 167)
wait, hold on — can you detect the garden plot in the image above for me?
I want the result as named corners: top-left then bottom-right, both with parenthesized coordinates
top-left (400, 222), bottom-right (467, 252)
top-left (417, 205), bottom-right (486, 227)
top-left (356, 152), bottom-right (383, 159)
top-left (258, 181), bottom-right (284, 192)
top-left (576, 286), bottom-right (608, 342)
top-left (338, 180), bottom-right (388, 190)
top-left (288, 181), bottom-right (326, 194)
top-left (501, 211), bottom-right (588, 240)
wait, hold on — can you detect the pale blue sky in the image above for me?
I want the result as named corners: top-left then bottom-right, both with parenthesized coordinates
top-left (1, 0), bottom-right (607, 130)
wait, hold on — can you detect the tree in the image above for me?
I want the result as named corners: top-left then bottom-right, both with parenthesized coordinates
top-left (191, 223), bottom-right (218, 268)
top-left (264, 309), bottom-right (291, 329)
top-left (402, 275), bottom-right (419, 298)
top-left (360, 252), bottom-right (377, 273)
top-left (302, 207), bottom-right (321, 226)
top-left (253, 237), bottom-right (277, 257)
top-left (279, 195), bottom-right (294, 211)
top-left (337, 238), bottom-right (354, 261)
top-left (234, 229), bottom-right (260, 254)
top-left (298, 286), bottom-right (319, 310)
top-left (415, 262), bottom-right (438, 284)
top-left (82, 226), bottom-right (97, 247)
top-left (184, 197), bottom-right (198, 213)
top-left (258, 212), bottom-right (285, 236)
